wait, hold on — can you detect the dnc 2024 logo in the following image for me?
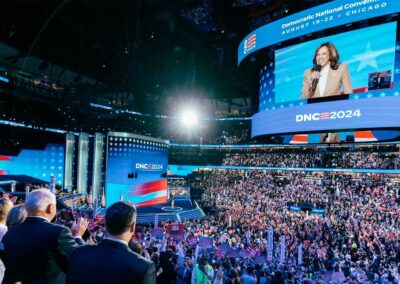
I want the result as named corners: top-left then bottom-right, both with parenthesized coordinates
top-left (296, 109), bottom-right (361, 122)
top-left (135, 163), bottom-right (163, 170)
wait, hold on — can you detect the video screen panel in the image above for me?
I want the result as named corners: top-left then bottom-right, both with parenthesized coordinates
top-left (243, 1), bottom-right (400, 137)
top-left (239, 1), bottom-right (400, 64)
top-left (0, 144), bottom-right (64, 185)
top-left (274, 22), bottom-right (396, 104)
top-left (106, 132), bottom-right (169, 208)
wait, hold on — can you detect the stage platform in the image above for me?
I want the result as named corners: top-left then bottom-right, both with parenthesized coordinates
top-left (64, 195), bottom-right (205, 224)
top-left (135, 196), bottom-right (205, 223)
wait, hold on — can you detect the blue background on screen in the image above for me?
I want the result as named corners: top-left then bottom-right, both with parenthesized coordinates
top-left (106, 136), bottom-right (168, 207)
top-left (238, 1), bottom-right (400, 64)
top-left (0, 144), bottom-right (64, 185)
top-left (274, 22), bottom-right (397, 104)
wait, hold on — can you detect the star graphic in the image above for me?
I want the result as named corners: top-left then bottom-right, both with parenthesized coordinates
top-left (299, 102), bottom-right (304, 106)
top-left (396, 44), bottom-right (400, 51)
top-left (280, 105), bottom-right (284, 108)
top-left (379, 92), bottom-right (386, 97)
top-left (272, 106), bottom-right (276, 110)
top-left (394, 91), bottom-right (399, 96)
top-left (354, 95), bottom-right (359, 99)
top-left (289, 103), bottom-right (294, 107)
top-left (395, 68), bottom-right (400, 74)
top-left (367, 93), bottom-right (373, 98)
top-left (352, 42), bottom-right (385, 72)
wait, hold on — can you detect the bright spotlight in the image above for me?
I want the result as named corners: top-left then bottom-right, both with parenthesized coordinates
top-left (181, 111), bottom-right (198, 127)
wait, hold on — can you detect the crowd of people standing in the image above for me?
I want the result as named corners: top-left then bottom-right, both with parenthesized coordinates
top-left (0, 167), bottom-right (398, 283)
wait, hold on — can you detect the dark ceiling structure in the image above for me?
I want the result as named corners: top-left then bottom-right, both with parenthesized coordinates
top-left (0, 0), bottom-right (332, 142)
top-left (0, 0), bottom-right (331, 109)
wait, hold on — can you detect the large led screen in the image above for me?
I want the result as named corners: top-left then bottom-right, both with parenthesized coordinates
top-left (106, 132), bottom-right (169, 208)
top-left (239, 1), bottom-right (400, 64)
top-left (0, 144), bottom-right (64, 185)
top-left (244, 0), bottom-right (400, 137)
top-left (274, 22), bottom-right (396, 104)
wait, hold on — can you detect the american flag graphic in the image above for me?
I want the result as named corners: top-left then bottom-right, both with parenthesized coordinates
top-left (320, 112), bottom-right (330, 120)
top-left (244, 33), bottom-right (256, 52)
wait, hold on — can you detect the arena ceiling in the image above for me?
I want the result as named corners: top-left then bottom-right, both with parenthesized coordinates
top-left (0, 0), bottom-right (331, 114)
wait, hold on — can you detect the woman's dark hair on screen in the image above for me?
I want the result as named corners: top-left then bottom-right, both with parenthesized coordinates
top-left (312, 42), bottom-right (340, 71)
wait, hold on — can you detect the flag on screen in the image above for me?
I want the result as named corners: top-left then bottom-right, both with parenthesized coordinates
top-left (320, 112), bottom-right (330, 120)
top-left (245, 33), bottom-right (257, 52)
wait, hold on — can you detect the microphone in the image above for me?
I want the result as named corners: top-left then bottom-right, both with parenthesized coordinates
top-left (311, 64), bottom-right (322, 92)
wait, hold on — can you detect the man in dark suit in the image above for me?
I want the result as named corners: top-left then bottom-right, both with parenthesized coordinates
top-left (67, 201), bottom-right (156, 284)
top-left (2, 189), bottom-right (88, 284)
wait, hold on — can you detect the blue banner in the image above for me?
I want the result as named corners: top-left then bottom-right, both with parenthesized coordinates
top-left (289, 206), bottom-right (301, 211)
top-left (252, 97), bottom-right (400, 137)
top-left (238, 0), bottom-right (400, 64)
top-left (312, 208), bottom-right (326, 216)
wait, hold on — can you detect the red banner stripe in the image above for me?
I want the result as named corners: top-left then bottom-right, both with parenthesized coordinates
top-left (135, 196), bottom-right (167, 208)
top-left (130, 180), bottom-right (167, 196)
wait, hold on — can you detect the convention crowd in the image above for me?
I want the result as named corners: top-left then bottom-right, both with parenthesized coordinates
top-left (0, 170), bottom-right (399, 283)
top-left (223, 151), bottom-right (400, 169)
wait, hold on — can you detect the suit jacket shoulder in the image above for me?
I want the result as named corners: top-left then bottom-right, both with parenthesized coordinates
top-left (3, 218), bottom-right (79, 284)
top-left (67, 240), bottom-right (155, 284)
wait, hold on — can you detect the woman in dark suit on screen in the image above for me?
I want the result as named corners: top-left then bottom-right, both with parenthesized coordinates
top-left (301, 42), bottom-right (352, 99)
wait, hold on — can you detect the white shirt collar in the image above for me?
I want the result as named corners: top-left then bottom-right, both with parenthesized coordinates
top-left (318, 65), bottom-right (330, 97)
top-left (106, 236), bottom-right (129, 246)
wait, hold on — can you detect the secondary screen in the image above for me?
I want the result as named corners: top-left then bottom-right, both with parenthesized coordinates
top-left (106, 133), bottom-right (169, 208)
